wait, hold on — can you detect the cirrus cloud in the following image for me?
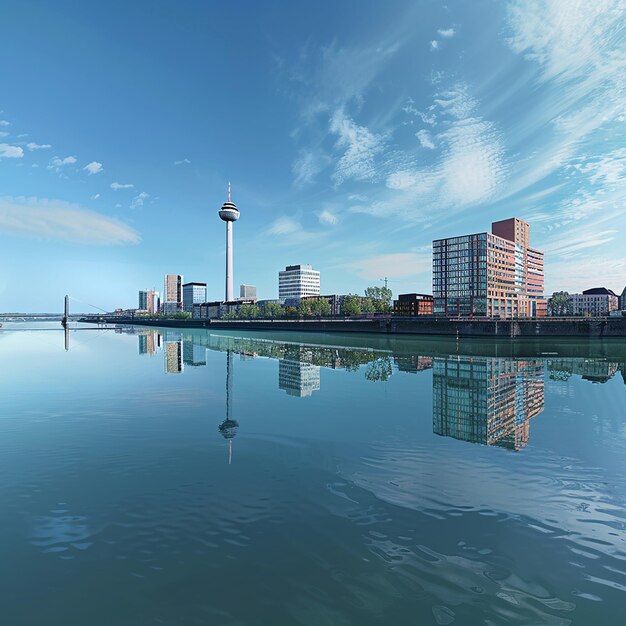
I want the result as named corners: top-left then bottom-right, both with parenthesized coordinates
top-left (110, 181), bottom-right (134, 190)
top-left (0, 196), bottom-right (141, 245)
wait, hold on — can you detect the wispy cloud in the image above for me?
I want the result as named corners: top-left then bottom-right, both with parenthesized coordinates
top-left (0, 196), bottom-right (140, 245)
top-left (430, 40), bottom-right (439, 51)
top-left (330, 109), bottom-right (385, 185)
top-left (110, 181), bottom-right (134, 190)
top-left (0, 131), bottom-right (8, 138)
top-left (83, 161), bottom-right (103, 175)
top-left (130, 191), bottom-right (149, 209)
top-left (416, 129), bottom-right (436, 149)
top-left (346, 251), bottom-right (430, 280)
top-left (355, 82), bottom-right (505, 220)
top-left (438, 28), bottom-right (456, 38)
top-left (49, 155), bottom-right (77, 171)
top-left (26, 142), bottom-right (52, 151)
top-left (0, 120), bottom-right (10, 127)
top-left (174, 158), bottom-right (191, 165)
top-left (292, 149), bottom-right (330, 187)
top-left (318, 209), bottom-right (338, 226)
top-left (0, 143), bottom-right (24, 158)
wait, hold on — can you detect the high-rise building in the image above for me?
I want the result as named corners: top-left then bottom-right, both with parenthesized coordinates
top-left (164, 340), bottom-right (183, 374)
top-left (278, 264), bottom-right (320, 305)
top-left (432, 217), bottom-right (545, 318)
top-left (139, 289), bottom-right (159, 314)
top-left (164, 274), bottom-right (183, 311)
top-left (183, 282), bottom-right (207, 312)
top-left (432, 355), bottom-right (544, 451)
top-left (218, 183), bottom-right (240, 302)
top-left (279, 360), bottom-right (321, 397)
top-left (620, 286), bottom-right (626, 311)
top-left (240, 284), bottom-right (257, 300)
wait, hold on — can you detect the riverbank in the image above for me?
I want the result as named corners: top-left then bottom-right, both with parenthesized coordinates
top-left (78, 315), bottom-right (626, 338)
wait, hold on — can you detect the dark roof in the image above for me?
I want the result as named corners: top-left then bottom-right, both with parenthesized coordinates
top-left (582, 287), bottom-right (616, 296)
top-left (183, 282), bottom-right (207, 287)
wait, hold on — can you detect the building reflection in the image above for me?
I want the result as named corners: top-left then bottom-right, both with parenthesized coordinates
top-left (279, 360), bottom-right (321, 397)
top-left (164, 331), bottom-right (183, 374)
top-left (432, 356), bottom-right (545, 451)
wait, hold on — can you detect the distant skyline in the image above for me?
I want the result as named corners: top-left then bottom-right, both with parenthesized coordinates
top-left (1, 0), bottom-right (624, 312)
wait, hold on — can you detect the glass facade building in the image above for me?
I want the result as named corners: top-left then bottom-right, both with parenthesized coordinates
top-left (433, 218), bottom-right (546, 318)
top-left (432, 355), bottom-right (545, 451)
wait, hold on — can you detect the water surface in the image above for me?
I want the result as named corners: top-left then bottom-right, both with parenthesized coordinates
top-left (1, 324), bottom-right (625, 625)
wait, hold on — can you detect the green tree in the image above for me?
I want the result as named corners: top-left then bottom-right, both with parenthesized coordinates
top-left (221, 311), bottom-right (238, 320)
top-left (342, 295), bottom-right (362, 316)
top-left (259, 301), bottom-right (284, 318)
top-left (365, 286), bottom-right (393, 312)
top-left (361, 297), bottom-right (376, 313)
top-left (284, 306), bottom-right (299, 317)
top-left (548, 291), bottom-right (572, 316)
top-left (300, 298), bottom-right (331, 317)
top-left (238, 304), bottom-right (260, 319)
top-left (365, 357), bottom-right (393, 381)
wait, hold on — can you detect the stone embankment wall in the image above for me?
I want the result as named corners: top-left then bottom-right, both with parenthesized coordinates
top-left (81, 316), bottom-right (626, 338)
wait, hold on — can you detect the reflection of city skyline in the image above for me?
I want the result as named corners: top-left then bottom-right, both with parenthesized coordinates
top-left (433, 356), bottom-right (545, 451)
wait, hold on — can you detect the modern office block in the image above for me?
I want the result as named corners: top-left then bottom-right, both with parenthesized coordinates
top-left (278, 264), bottom-right (320, 304)
top-left (433, 217), bottom-right (545, 318)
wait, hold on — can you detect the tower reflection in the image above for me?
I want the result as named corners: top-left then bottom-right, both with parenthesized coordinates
top-left (218, 350), bottom-right (239, 464)
top-left (432, 356), bottom-right (544, 451)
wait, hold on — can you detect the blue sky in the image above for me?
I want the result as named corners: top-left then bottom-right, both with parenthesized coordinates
top-left (0, 0), bottom-right (624, 312)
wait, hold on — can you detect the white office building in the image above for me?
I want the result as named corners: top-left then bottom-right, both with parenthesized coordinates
top-left (278, 264), bottom-right (320, 305)
top-left (183, 282), bottom-right (207, 313)
top-left (240, 284), bottom-right (257, 301)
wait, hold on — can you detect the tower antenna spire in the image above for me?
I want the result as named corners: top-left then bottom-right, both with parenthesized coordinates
top-left (228, 181), bottom-right (231, 202)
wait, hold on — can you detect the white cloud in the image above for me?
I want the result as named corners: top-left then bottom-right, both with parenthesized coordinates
top-left (367, 83), bottom-right (504, 219)
top-left (430, 40), bottom-right (439, 51)
top-left (0, 131), bottom-right (9, 138)
top-left (92, 193), bottom-right (100, 200)
top-left (330, 109), bottom-right (384, 185)
top-left (268, 216), bottom-right (302, 236)
top-left (292, 150), bottom-right (330, 187)
top-left (416, 129), bottom-right (436, 149)
top-left (0, 196), bottom-right (140, 245)
top-left (26, 142), bottom-right (52, 151)
top-left (174, 158), bottom-right (191, 165)
top-left (347, 252), bottom-right (430, 280)
top-left (437, 28), bottom-right (456, 38)
top-left (318, 209), bottom-right (338, 226)
top-left (0, 144), bottom-right (24, 158)
top-left (0, 120), bottom-right (10, 127)
top-left (49, 155), bottom-right (77, 171)
top-left (110, 182), bottom-right (134, 190)
top-left (83, 161), bottom-right (103, 175)
top-left (130, 191), bottom-right (149, 209)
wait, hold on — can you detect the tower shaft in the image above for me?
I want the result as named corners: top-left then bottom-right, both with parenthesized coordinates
top-left (225, 220), bottom-right (234, 302)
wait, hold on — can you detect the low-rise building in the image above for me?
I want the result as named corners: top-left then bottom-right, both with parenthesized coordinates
top-left (570, 288), bottom-right (618, 317)
top-left (620, 286), bottom-right (626, 311)
top-left (393, 293), bottom-right (434, 316)
top-left (193, 299), bottom-right (257, 319)
top-left (300, 294), bottom-right (346, 316)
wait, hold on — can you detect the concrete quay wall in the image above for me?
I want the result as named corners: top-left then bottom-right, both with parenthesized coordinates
top-left (81, 316), bottom-right (626, 338)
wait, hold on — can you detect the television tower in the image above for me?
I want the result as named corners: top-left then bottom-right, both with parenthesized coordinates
top-left (218, 182), bottom-right (240, 302)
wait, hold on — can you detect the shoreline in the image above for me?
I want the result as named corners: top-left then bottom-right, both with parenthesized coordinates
top-left (77, 315), bottom-right (626, 338)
